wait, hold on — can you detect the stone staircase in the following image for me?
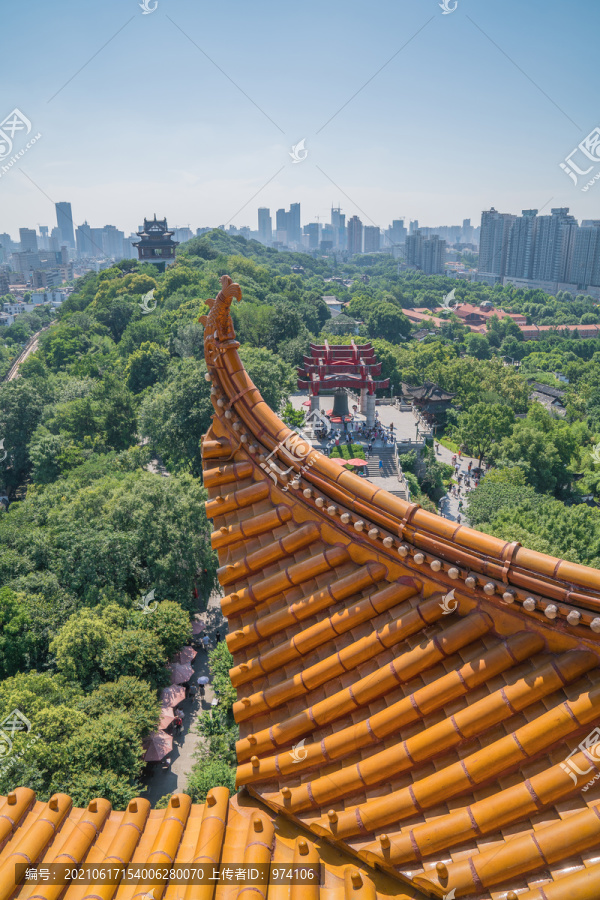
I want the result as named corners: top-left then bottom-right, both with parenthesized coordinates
top-left (366, 447), bottom-right (397, 478)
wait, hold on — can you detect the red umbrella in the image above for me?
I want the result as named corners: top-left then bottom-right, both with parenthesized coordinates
top-left (175, 646), bottom-right (197, 665)
top-left (302, 400), bottom-right (311, 407)
top-left (331, 458), bottom-right (348, 465)
top-left (325, 409), bottom-right (333, 416)
top-left (143, 731), bottom-right (173, 762)
top-left (330, 417), bottom-right (342, 423)
top-left (160, 685), bottom-right (186, 706)
top-left (159, 705), bottom-right (175, 730)
top-left (347, 459), bottom-right (368, 467)
top-left (192, 621), bottom-right (205, 635)
top-left (169, 662), bottom-right (194, 684)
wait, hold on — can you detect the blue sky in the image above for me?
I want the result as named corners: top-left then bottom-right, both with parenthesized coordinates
top-left (0, 0), bottom-right (597, 237)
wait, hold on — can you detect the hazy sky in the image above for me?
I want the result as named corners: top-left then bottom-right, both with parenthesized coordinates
top-left (0, 0), bottom-right (598, 237)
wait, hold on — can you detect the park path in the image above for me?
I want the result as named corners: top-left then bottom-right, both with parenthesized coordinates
top-left (141, 597), bottom-right (226, 805)
top-left (4, 326), bottom-right (47, 382)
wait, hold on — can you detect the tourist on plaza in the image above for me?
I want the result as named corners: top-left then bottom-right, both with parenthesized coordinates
top-left (379, 459), bottom-right (383, 471)
top-left (215, 631), bottom-right (221, 644)
top-left (202, 633), bottom-right (210, 652)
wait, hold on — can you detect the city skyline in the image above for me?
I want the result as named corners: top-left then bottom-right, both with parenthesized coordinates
top-left (0, 0), bottom-right (598, 234)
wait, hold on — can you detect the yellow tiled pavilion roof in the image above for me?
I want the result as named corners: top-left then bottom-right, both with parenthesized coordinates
top-left (2, 275), bottom-right (600, 899)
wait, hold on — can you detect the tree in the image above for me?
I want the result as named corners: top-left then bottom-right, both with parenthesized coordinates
top-left (125, 342), bottom-right (170, 393)
top-left (50, 611), bottom-right (113, 689)
top-left (455, 403), bottom-right (515, 465)
top-left (0, 380), bottom-right (45, 496)
top-left (0, 588), bottom-right (36, 678)
top-left (78, 676), bottom-right (160, 737)
top-left (100, 630), bottom-right (169, 689)
top-left (141, 601), bottom-right (191, 660)
top-left (366, 303), bottom-right (411, 344)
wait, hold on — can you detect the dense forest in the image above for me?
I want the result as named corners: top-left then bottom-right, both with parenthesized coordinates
top-left (1, 228), bottom-right (600, 806)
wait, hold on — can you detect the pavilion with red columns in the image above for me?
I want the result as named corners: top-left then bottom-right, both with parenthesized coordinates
top-left (297, 340), bottom-right (389, 426)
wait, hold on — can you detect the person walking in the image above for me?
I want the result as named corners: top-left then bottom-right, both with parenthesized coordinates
top-left (198, 683), bottom-right (205, 700)
top-left (215, 630), bottom-right (221, 644)
top-left (202, 633), bottom-right (210, 652)
top-left (379, 459), bottom-right (383, 472)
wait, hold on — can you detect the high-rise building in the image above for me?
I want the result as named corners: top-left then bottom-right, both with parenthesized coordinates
top-left (479, 208), bottom-right (516, 277)
top-left (569, 224), bottom-right (600, 286)
top-left (55, 202), bottom-right (75, 247)
top-left (422, 235), bottom-right (446, 274)
top-left (38, 226), bottom-right (49, 250)
top-left (505, 210), bottom-right (538, 279)
top-left (258, 208), bottom-right (272, 245)
top-left (49, 227), bottom-right (62, 253)
top-left (19, 228), bottom-right (38, 252)
top-left (363, 226), bottom-right (381, 253)
top-left (347, 216), bottom-right (363, 254)
top-left (409, 220), bottom-right (419, 235)
top-left (405, 231), bottom-right (446, 274)
top-left (531, 208), bottom-right (577, 282)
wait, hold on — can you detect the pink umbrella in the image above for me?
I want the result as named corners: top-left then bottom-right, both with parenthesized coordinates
top-left (169, 663), bottom-right (194, 685)
top-left (347, 459), bottom-right (368, 467)
top-left (159, 705), bottom-right (175, 730)
top-left (143, 731), bottom-right (173, 762)
top-left (192, 621), bottom-right (205, 635)
top-left (160, 685), bottom-right (186, 706)
top-left (302, 400), bottom-right (311, 407)
top-left (175, 646), bottom-right (197, 665)
top-left (331, 458), bottom-right (348, 466)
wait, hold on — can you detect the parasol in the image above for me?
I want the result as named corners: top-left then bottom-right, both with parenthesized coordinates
top-left (192, 621), bottom-right (205, 635)
top-left (158, 705), bottom-right (175, 730)
top-left (175, 646), bottom-right (197, 665)
top-left (143, 731), bottom-right (173, 762)
top-left (347, 459), bottom-right (368, 467)
top-left (160, 685), bottom-right (186, 706)
top-left (302, 400), bottom-right (311, 407)
top-left (169, 663), bottom-right (194, 685)
top-left (197, 675), bottom-right (210, 685)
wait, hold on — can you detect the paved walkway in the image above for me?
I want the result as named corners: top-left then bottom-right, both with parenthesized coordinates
top-left (142, 592), bottom-right (225, 805)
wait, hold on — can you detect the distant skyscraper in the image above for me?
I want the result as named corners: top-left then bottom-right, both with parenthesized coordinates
top-left (331, 207), bottom-right (346, 248)
top-left (101, 225), bottom-right (125, 259)
top-left (347, 216), bottom-right (363, 254)
top-left (363, 226), bottom-right (381, 253)
top-left (258, 208), bottom-right (272, 245)
top-left (409, 220), bottom-right (419, 235)
top-left (55, 202), bottom-right (75, 247)
top-left (19, 227), bottom-right (38, 252)
top-left (306, 223), bottom-right (320, 250)
top-left (38, 225), bottom-right (49, 250)
top-left (387, 219), bottom-right (407, 246)
top-left (288, 203), bottom-right (301, 244)
top-left (76, 221), bottom-right (94, 257)
top-left (479, 208), bottom-right (516, 278)
top-left (505, 210), bottom-right (538, 279)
